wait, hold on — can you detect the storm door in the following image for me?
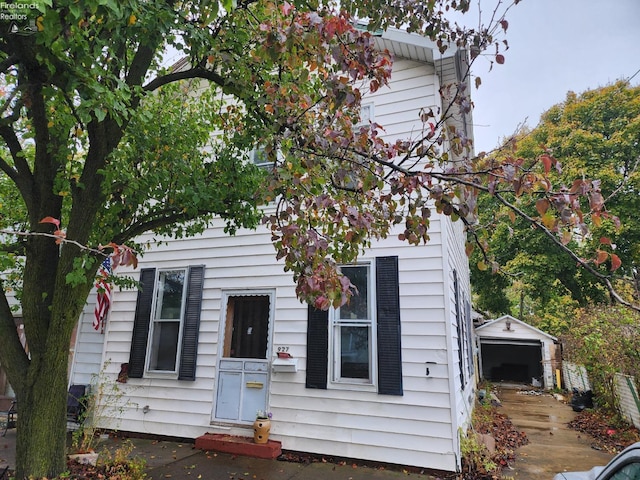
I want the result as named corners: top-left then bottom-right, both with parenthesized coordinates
top-left (214, 293), bottom-right (272, 423)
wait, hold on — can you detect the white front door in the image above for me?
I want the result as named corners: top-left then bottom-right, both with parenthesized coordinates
top-left (214, 293), bottom-right (273, 423)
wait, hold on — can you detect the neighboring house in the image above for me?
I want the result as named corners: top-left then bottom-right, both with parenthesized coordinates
top-left (69, 28), bottom-right (476, 472)
top-left (475, 315), bottom-right (560, 390)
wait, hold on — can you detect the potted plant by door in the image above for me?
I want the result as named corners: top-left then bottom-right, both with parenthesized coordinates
top-left (253, 410), bottom-right (272, 444)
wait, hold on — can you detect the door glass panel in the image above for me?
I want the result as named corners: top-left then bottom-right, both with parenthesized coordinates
top-left (225, 296), bottom-right (270, 359)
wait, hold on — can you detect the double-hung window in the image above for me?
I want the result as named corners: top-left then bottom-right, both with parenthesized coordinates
top-left (357, 103), bottom-right (374, 128)
top-left (332, 264), bottom-right (374, 384)
top-left (306, 256), bottom-right (403, 395)
top-left (148, 270), bottom-right (186, 372)
top-left (249, 147), bottom-right (270, 169)
top-left (128, 266), bottom-right (204, 381)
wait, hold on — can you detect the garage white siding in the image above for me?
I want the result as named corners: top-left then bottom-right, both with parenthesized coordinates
top-left (475, 315), bottom-right (558, 389)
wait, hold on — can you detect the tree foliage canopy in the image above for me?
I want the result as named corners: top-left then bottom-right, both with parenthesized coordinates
top-left (471, 81), bottom-right (640, 319)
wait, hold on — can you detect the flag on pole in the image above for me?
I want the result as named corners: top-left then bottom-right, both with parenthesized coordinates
top-left (94, 257), bottom-right (112, 332)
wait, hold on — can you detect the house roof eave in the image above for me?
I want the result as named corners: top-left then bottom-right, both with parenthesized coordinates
top-left (372, 26), bottom-right (458, 64)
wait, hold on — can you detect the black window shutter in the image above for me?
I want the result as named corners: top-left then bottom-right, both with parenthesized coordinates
top-left (453, 270), bottom-right (465, 386)
top-left (465, 299), bottom-right (474, 377)
top-left (128, 268), bottom-right (156, 379)
top-left (178, 265), bottom-right (205, 380)
top-left (306, 305), bottom-right (328, 389)
top-left (376, 256), bottom-right (403, 395)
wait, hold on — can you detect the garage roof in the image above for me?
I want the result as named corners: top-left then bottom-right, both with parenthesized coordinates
top-left (475, 315), bottom-right (558, 342)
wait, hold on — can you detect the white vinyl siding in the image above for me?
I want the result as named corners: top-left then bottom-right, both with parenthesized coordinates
top-left (70, 55), bottom-right (470, 472)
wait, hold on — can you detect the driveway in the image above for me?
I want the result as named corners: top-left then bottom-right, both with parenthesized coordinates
top-left (498, 387), bottom-right (616, 479)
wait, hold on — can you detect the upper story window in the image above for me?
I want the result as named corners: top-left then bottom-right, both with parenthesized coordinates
top-left (250, 147), bottom-right (271, 169)
top-left (331, 264), bottom-right (375, 384)
top-left (356, 103), bottom-right (374, 128)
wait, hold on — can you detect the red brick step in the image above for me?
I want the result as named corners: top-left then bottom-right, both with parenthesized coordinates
top-left (195, 433), bottom-right (282, 459)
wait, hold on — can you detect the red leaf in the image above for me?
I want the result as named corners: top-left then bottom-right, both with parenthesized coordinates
top-left (610, 254), bottom-right (622, 271)
top-left (592, 213), bottom-right (602, 227)
top-left (595, 250), bottom-right (608, 265)
top-left (39, 216), bottom-right (61, 228)
top-left (540, 154), bottom-right (552, 174)
top-left (535, 199), bottom-right (549, 216)
top-left (465, 242), bottom-right (474, 257)
top-left (599, 237), bottom-right (612, 245)
top-left (500, 19), bottom-right (509, 31)
top-left (495, 54), bottom-right (505, 65)
top-left (281, 1), bottom-right (293, 15)
top-left (314, 296), bottom-right (330, 310)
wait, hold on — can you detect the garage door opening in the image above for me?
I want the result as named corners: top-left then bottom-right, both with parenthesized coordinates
top-left (480, 340), bottom-right (543, 384)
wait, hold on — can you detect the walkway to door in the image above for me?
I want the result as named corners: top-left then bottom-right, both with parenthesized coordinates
top-left (498, 386), bottom-right (615, 479)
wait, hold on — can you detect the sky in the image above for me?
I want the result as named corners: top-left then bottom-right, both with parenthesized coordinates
top-left (470, 0), bottom-right (640, 153)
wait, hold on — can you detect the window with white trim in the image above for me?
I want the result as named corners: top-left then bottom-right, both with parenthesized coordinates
top-left (147, 269), bottom-right (187, 372)
top-left (128, 266), bottom-right (204, 381)
top-left (357, 103), bottom-right (374, 127)
top-left (306, 256), bottom-right (402, 395)
top-left (249, 147), bottom-right (270, 169)
top-left (331, 264), bottom-right (375, 384)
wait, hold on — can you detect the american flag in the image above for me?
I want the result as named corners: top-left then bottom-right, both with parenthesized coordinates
top-left (93, 257), bottom-right (112, 332)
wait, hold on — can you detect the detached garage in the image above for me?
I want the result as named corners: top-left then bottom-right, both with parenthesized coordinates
top-left (476, 315), bottom-right (559, 389)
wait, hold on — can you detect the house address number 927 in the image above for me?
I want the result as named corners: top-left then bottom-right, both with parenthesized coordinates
top-left (277, 346), bottom-right (290, 353)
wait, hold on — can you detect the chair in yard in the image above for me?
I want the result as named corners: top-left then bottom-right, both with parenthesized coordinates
top-left (0, 399), bottom-right (17, 437)
top-left (67, 384), bottom-right (88, 425)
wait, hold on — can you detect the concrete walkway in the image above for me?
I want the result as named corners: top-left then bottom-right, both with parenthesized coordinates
top-left (2, 428), bottom-right (440, 479)
top-left (497, 387), bottom-right (615, 479)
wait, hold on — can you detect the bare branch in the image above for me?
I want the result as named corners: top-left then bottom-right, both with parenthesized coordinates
top-left (0, 283), bottom-right (29, 397)
top-left (143, 67), bottom-right (229, 92)
top-left (0, 229), bottom-right (108, 257)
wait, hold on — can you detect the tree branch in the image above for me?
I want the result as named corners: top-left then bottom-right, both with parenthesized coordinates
top-left (143, 67), bottom-right (229, 92)
top-left (0, 240), bottom-right (26, 255)
top-left (0, 229), bottom-right (108, 257)
top-left (0, 54), bottom-right (17, 74)
top-left (0, 125), bottom-right (34, 211)
top-left (423, 171), bottom-right (640, 312)
top-left (112, 209), bottom-right (206, 244)
top-left (0, 283), bottom-right (29, 398)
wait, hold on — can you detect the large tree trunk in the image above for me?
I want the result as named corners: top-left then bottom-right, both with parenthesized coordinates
top-left (12, 234), bottom-right (95, 478)
top-left (15, 335), bottom-right (70, 479)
